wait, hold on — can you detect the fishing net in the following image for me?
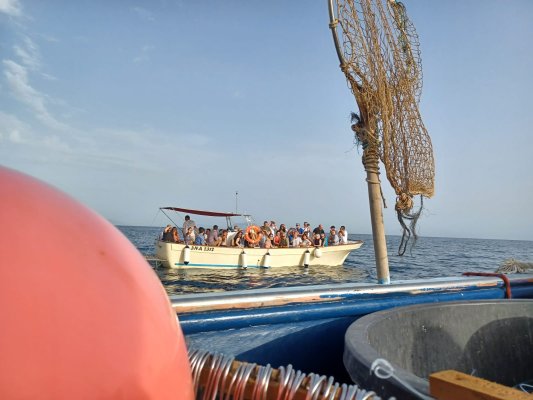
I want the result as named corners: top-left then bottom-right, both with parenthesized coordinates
top-left (496, 259), bottom-right (533, 274)
top-left (329, 0), bottom-right (435, 254)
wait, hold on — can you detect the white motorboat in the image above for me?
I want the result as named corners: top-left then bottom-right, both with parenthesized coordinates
top-left (155, 207), bottom-right (363, 269)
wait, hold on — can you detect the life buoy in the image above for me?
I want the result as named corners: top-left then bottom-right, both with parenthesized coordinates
top-left (0, 166), bottom-right (194, 399)
top-left (244, 225), bottom-right (262, 244)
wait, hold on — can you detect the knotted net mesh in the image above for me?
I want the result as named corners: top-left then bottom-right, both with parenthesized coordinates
top-left (334, 0), bottom-right (434, 201)
top-left (330, 0), bottom-right (435, 253)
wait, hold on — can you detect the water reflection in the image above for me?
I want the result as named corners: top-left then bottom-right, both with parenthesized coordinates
top-left (153, 263), bottom-right (369, 295)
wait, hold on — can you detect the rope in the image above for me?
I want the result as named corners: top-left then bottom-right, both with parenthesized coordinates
top-left (189, 349), bottom-right (382, 400)
top-left (396, 195), bottom-right (423, 256)
top-left (370, 358), bottom-right (434, 400)
top-left (515, 382), bottom-right (533, 394)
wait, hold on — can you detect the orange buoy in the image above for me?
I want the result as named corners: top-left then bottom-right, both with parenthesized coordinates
top-left (0, 166), bottom-right (194, 399)
top-left (244, 225), bottom-right (262, 245)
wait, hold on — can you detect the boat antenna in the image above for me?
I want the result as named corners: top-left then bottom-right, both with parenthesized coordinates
top-left (328, 0), bottom-right (435, 283)
top-left (235, 191), bottom-right (238, 214)
top-left (160, 208), bottom-right (180, 228)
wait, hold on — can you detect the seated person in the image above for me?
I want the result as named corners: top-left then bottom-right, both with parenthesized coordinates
top-left (273, 232), bottom-right (281, 247)
top-left (301, 233), bottom-right (312, 247)
top-left (184, 226), bottom-right (195, 245)
top-left (215, 230), bottom-right (229, 247)
top-left (262, 221), bottom-right (272, 237)
top-left (287, 228), bottom-right (295, 246)
top-left (208, 225), bottom-right (218, 245)
top-left (264, 233), bottom-right (274, 249)
top-left (160, 224), bottom-right (172, 240)
top-left (182, 215), bottom-right (196, 239)
top-left (292, 231), bottom-right (302, 247)
top-left (259, 228), bottom-right (268, 248)
top-left (313, 233), bottom-right (322, 247)
top-left (232, 230), bottom-right (244, 247)
top-left (171, 227), bottom-right (181, 243)
top-left (320, 233), bottom-right (327, 247)
top-left (278, 231), bottom-right (289, 248)
top-left (194, 227), bottom-right (206, 245)
top-left (328, 227), bottom-right (339, 246)
top-left (338, 226), bottom-right (348, 244)
top-left (162, 225), bottom-right (173, 241)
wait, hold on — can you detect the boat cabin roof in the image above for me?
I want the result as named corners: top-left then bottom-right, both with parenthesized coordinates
top-left (160, 207), bottom-right (249, 218)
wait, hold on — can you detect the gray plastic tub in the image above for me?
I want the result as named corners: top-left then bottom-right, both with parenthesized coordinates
top-left (344, 300), bottom-right (533, 399)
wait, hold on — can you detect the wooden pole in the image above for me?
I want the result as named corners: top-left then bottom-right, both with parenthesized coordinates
top-left (327, 1), bottom-right (390, 284)
top-left (363, 144), bottom-right (390, 284)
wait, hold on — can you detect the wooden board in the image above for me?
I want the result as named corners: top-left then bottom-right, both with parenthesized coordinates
top-left (429, 370), bottom-right (532, 400)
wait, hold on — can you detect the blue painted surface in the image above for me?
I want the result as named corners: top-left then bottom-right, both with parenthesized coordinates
top-left (180, 278), bottom-right (533, 384)
top-left (185, 317), bottom-right (357, 381)
top-left (179, 287), bottom-right (510, 334)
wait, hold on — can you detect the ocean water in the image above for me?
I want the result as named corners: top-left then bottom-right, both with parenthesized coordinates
top-left (118, 226), bottom-right (533, 296)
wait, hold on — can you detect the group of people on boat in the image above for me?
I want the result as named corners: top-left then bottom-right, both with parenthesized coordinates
top-left (160, 216), bottom-right (349, 248)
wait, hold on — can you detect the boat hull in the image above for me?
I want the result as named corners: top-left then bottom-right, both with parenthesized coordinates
top-left (155, 240), bottom-right (363, 269)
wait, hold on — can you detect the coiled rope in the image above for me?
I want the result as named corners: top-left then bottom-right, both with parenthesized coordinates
top-left (188, 348), bottom-right (381, 400)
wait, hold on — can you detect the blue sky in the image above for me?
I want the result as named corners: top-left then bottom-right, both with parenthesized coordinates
top-left (1, 0), bottom-right (532, 240)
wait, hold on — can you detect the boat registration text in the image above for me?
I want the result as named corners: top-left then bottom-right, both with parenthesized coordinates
top-left (191, 246), bottom-right (214, 252)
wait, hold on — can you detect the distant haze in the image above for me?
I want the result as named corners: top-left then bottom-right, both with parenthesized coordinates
top-left (1, 1), bottom-right (532, 240)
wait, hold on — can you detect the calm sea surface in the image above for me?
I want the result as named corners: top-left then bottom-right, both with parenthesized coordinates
top-left (118, 226), bottom-right (533, 296)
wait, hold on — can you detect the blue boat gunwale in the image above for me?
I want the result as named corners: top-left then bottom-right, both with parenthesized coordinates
top-left (179, 274), bottom-right (533, 387)
top-left (171, 274), bottom-right (533, 315)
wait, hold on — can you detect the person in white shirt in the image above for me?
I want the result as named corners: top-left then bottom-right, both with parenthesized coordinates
top-left (303, 222), bottom-right (311, 238)
top-left (182, 215), bottom-right (196, 238)
top-left (338, 226), bottom-right (348, 244)
top-left (292, 230), bottom-right (302, 247)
